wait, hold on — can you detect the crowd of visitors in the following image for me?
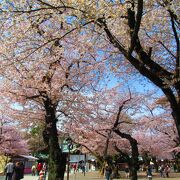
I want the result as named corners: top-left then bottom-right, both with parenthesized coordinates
top-left (32, 162), bottom-right (47, 180)
top-left (70, 161), bottom-right (86, 175)
top-left (159, 164), bottom-right (171, 178)
top-left (4, 158), bottom-right (179, 180)
top-left (101, 162), bottom-right (177, 180)
top-left (145, 163), bottom-right (173, 180)
top-left (4, 160), bottom-right (47, 180)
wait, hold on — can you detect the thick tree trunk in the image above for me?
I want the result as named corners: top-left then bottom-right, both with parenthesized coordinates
top-left (47, 122), bottom-right (67, 180)
top-left (170, 103), bottom-right (180, 138)
top-left (43, 98), bottom-right (67, 180)
top-left (114, 130), bottom-right (139, 180)
top-left (162, 88), bottom-right (180, 138)
top-left (128, 139), bottom-right (139, 180)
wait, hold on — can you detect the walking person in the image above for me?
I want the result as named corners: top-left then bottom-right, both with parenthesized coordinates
top-left (105, 165), bottom-right (112, 180)
top-left (42, 163), bottom-right (47, 179)
top-left (80, 161), bottom-right (86, 176)
top-left (147, 165), bottom-right (152, 180)
top-left (159, 165), bottom-right (165, 178)
top-left (12, 162), bottom-right (22, 180)
top-left (125, 166), bottom-right (130, 178)
top-left (73, 163), bottom-right (77, 174)
top-left (19, 162), bottom-right (24, 179)
top-left (164, 165), bottom-right (170, 178)
top-left (4, 159), bottom-right (14, 180)
top-left (31, 164), bottom-right (36, 176)
top-left (39, 168), bottom-right (45, 180)
top-left (37, 162), bottom-right (43, 176)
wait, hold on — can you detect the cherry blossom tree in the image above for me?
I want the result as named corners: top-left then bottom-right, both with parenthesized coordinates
top-left (67, 122), bottom-right (131, 178)
top-left (0, 103), bottom-right (29, 157)
top-left (139, 95), bottom-right (179, 153)
top-left (0, 125), bottom-right (29, 156)
top-left (64, 88), bottom-right (180, 179)
top-left (0, 1), bottom-right (179, 179)
top-left (0, 123), bottom-right (29, 174)
top-left (0, 10), bottom-right (106, 179)
top-left (63, 87), bottom-right (141, 179)
top-left (134, 95), bottom-right (180, 171)
top-left (2, 0), bottom-right (178, 138)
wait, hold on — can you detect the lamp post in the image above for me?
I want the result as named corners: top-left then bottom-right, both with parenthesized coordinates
top-left (66, 138), bottom-right (73, 180)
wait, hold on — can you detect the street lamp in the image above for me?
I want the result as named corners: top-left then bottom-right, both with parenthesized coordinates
top-left (66, 137), bottom-right (73, 180)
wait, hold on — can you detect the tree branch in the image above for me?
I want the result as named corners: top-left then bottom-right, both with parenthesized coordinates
top-left (128, 0), bottom-right (143, 54)
top-left (113, 95), bottom-right (132, 129)
top-left (169, 10), bottom-right (180, 78)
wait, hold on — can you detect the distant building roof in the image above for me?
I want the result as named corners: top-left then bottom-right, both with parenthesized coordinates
top-left (14, 155), bottom-right (38, 161)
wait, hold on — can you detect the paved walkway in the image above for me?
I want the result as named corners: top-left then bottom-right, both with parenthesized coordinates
top-left (1, 171), bottom-right (180, 180)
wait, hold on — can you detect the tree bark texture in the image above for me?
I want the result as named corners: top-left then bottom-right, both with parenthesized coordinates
top-left (114, 130), bottom-right (139, 180)
top-left (43, 97), bottom-right (66, 180)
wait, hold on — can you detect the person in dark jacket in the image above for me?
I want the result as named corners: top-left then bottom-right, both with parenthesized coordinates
top-left (19, 162), bottom-right (24, 179)
top-left (147, 165), bottom-right (152, 180)
top-left (12, 162), bottom-right (21, 180)
top-left (105, 165), bottom-right (112, 180)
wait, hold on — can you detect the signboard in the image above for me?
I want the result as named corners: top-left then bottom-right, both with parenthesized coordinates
top-left (60, 141), bottom-right (76, 153)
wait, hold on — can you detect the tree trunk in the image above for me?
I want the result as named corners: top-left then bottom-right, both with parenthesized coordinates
top-left (114, 130), bottom-right (139, 180)
top-left (171, 103), bottom-right (180, 138)
top-left (47, 122), bottom-right (67, 180)
top-left (162, 88), bottom-right (180, 138)
top-left (43, 98), bottom-right (67, 180)
top-left (129, 140), bottom-right (139, 180)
